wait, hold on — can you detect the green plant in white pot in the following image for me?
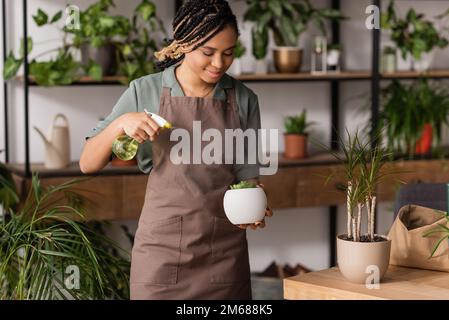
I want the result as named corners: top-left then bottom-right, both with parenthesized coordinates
top-left (381, 0), bottom-right (449, 72)
top-left (243, 0), bottom-right (345, 73)
top-left (223, 181), bottom-right (267, 225)
top-left (327, 130), bottom-right (393, 284)
top-left (228, 39), bottom-right (247, 76)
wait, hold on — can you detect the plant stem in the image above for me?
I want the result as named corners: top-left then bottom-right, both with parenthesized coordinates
top-left (357, 203), bottom-right (362, 241)
top-left (352, 217), bottom-right (358, 242)
top-left (370, 196), bottom-right (377, 240)
top-left (347, 182), bottom-right (352, 238)
top-left (366, 198), bottom-right (371, 240)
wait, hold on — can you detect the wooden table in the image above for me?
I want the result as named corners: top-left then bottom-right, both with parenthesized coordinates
top-left (284, 265), bottom-right (449, 300)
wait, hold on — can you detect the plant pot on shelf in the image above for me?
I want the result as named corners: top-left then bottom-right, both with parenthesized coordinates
top-left (273, 47), bottom-right (302, 73)
top-left (228, 58), bottom-right (242, 76)
top-left (284, 134), bottom-right (307, 159)
top-left (412, 51), bottom-right (435, 72)
top-left (381, 53), bottom-right (396, 73)
top-left (254, 59), bottom-right (268, 74)
top-left (337, 235), bottom-right (392, 284)
top-left (81, 42), bottom-right (117, 76)
top-left (415, 123), bottom-right (433, 155)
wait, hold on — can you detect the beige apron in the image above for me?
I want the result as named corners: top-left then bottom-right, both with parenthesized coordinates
top-left (130, 85), bottom-right (252, 300)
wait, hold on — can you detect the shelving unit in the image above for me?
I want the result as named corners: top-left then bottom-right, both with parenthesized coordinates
top-left (3, 0), bottom-right (449, 267)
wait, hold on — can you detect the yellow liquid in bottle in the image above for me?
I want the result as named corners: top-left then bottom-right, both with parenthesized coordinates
top-left (112, 135), bottom-right (139, 161)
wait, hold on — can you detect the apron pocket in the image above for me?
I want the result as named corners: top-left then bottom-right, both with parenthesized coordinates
top-left (131, 216), bottom-right (182, 285)
top-left (210, 216), bottom-right (250, 284)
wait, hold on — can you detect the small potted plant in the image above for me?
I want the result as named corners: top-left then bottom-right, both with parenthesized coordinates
top-left (228, 39), bottom-right (246, 76)
top-left (328, 130), bottom-right (392, 284)
top-left (243, 0), bottom-right (345, 73)
top-left (223, 181), bottom-right (267, 225)
top-left (283, 110), bottom-right (313, 159)
top-left (327, 43), bottom-right (342, 72)
top-left (381, 0), bottom-right (449, 71)
top-left (381, 46), bottom-right (396, 73)
top-left (379, 79), bottom-right (449, 158)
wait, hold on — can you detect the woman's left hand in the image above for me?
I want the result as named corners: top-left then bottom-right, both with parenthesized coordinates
top-left (238, 183), bottom-right (273, 230)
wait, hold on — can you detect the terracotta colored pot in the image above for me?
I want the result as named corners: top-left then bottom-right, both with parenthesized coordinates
top-left (337, 235), bottom-right (391, 284)
top-left (111, 157), bottom-right (137, 167)
top-left (415, 123), bottom-right (433, 155)
top-left (284, 134), bottom-right (307, 159)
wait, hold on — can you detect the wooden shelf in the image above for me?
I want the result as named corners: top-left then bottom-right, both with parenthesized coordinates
top-left (14, 70), bottom-right (449, 86)
top-left (7, 162), bottom-right (141, 178)
top-left (14, 71), bottom-right (373, 86)
top-left (6, 152), bottom-right (342, 178)
top-left (236, 71), bottom-right (372, 82)
top-left (382, 70), bottom-right (449, 79)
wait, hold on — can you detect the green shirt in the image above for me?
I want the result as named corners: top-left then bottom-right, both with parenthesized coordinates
top-left (86, 64), bottom-right (261, 180)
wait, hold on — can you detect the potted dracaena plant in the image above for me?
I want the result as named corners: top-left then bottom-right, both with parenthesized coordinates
top-left (326, 130), bottom-right (393, 284)
top-left (0, 162), bottom-right (131, 299)
top-left (243, 0), bottom-right (345, 73)
top-left (381, 0), bottom-right (449, 72)
top-left (283, 110), bottom-right (314, 159)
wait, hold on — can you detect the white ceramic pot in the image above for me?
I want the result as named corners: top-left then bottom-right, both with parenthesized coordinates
top-left (337, 234), bottom-right (391, 284)
top-left (254, 59), bottom-right (268, 74)
top-left (412, 51), bottom-right (434, 72)
top-left (223, 188), bottom-right (267, 225)
top-left (228, 59), bottom-right (242, 76)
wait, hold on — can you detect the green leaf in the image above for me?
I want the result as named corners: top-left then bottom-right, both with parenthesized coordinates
top-left (19, 37), bottom-right (33, 58)
top-left (268, 0), bottom-right (283, 17)
top-left (3, 52), bottom-right (23, 80)
top-left (136, 0), bottom-right (156, 21)
top-left (33, 8), bottom-right (48, 26)
top-left (86, 60), bottom-right (103, 81)
top-left (99, 16), bottom-right (115, 29)
top-left (50, 10), bottom-right (63, 24)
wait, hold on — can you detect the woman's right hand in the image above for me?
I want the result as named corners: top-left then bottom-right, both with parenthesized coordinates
top-left (118, 112), bottom-right (161, 143)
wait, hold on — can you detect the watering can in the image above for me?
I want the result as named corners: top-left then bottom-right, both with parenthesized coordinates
top-left (34, 114), bottom-right (70, 169)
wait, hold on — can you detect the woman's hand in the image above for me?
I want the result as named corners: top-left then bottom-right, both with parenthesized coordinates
top-left (238, 183), bottom-right (274, 230)
top-left (118, 112), bottom-right (161, 143)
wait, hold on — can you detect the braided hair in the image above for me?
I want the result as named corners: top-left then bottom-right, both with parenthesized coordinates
top-left (155, 0), bottom-right (239, 70)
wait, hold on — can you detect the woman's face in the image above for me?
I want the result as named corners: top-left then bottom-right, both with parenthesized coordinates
top-left (183, 25), bottom-right (238, 84)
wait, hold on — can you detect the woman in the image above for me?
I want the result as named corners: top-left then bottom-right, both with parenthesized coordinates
top-left (80, 0), bottom-right (272, 300)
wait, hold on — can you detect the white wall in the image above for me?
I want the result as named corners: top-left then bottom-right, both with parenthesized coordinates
top-left (1, 0), bottom-right (449, 272)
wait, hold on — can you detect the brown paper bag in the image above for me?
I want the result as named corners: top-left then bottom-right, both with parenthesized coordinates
top-left (388, 204), bottom-right (449, 272)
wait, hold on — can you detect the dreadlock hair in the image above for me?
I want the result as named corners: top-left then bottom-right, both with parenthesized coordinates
top-left (155, 0), bottom-right (239, 70)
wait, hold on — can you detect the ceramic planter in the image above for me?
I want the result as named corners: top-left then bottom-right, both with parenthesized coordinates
top-left (273, 47), bottom-right (303, 73)
top-left (81, 42), bottom-right (117, 76)
top-left (223, 188), bottom-right (267, 225)
top-left (381, 53), bottom-right (396, 73)
top-left (284, 134), bottom-right (307, 159)
top-left (254, 59), bottom-right (268, 74)
top-left (337, 235), bottom-right (391, 284)
top-left (415, 123), bottom-right (433, 155)
top-left (228, 59), bottom-right (242, 76)
top-left (412, 51), bottom-right (434, 72)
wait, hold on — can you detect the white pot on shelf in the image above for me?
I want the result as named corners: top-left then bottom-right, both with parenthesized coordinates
top-left (396, 51), bottom-right (413, 71)
top-left (228, 59), bottom-right (242, 76)
top-left (254, 59), bottom-right (268, 74)
top-left (412, 51), bottom-right (435, 72)
top-left (223, 188), bottom-right (267, 225)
